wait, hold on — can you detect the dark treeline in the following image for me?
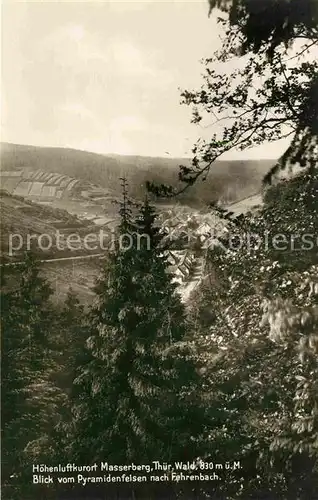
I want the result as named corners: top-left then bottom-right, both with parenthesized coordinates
top-left (1, 168), bottom-right (318, 500)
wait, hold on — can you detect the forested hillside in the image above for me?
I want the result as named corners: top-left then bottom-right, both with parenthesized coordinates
top-left (0, 142), bottom-right (274, 206)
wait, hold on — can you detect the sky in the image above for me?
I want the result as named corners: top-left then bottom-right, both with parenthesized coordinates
top-left (1, 0), bottom-right (291, 159)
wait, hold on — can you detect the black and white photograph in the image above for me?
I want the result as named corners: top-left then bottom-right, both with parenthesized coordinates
top-left (1, 0), bottom-right (318, 499)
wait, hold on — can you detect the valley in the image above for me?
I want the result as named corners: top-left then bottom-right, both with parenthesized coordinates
top-left (0, 141), bottom-right (269, 304)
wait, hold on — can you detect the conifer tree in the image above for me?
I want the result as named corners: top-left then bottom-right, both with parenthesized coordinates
top-left (1, 253), bottom-right (65, 497)
top-left (57, 287), bottom-right (87, 386)
top-left (68, 181), bottom-right (205, 473)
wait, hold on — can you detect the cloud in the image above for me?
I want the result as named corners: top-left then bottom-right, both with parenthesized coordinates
top-left (5, 1), bottom-right (280, 158)
top-left (108, 0), bottom-right (156, 13)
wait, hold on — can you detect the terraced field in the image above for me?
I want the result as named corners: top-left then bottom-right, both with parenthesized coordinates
top-left (0, 168), bottom-right (111, 201)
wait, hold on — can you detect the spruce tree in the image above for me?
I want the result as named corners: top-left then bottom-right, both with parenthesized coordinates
top-left (57, 287), bottom-right (87, 388)
top-left (69, 181), bottom-right (205, 471)
top-left (1, 253), bottom-right (65, 498)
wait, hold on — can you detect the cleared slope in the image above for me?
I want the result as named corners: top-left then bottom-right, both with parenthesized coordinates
top-left (0, 190), bottom-right (95, 261)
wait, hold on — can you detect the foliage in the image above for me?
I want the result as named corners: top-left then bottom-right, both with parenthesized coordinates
top-left (1, 254), bottom-right (67, 498)
top-left (2, 169), bottom-right (317, 499)
top-left (1, 4), bottom-right (317, 498)
top-left (188, 168), bottom-right (318, 498)
top-left (147, 0), bottom-right (318, 200)
top-left (208, 0), bottom-right (318, 57)
top-left (67, 187), bottom-right (205, 480)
